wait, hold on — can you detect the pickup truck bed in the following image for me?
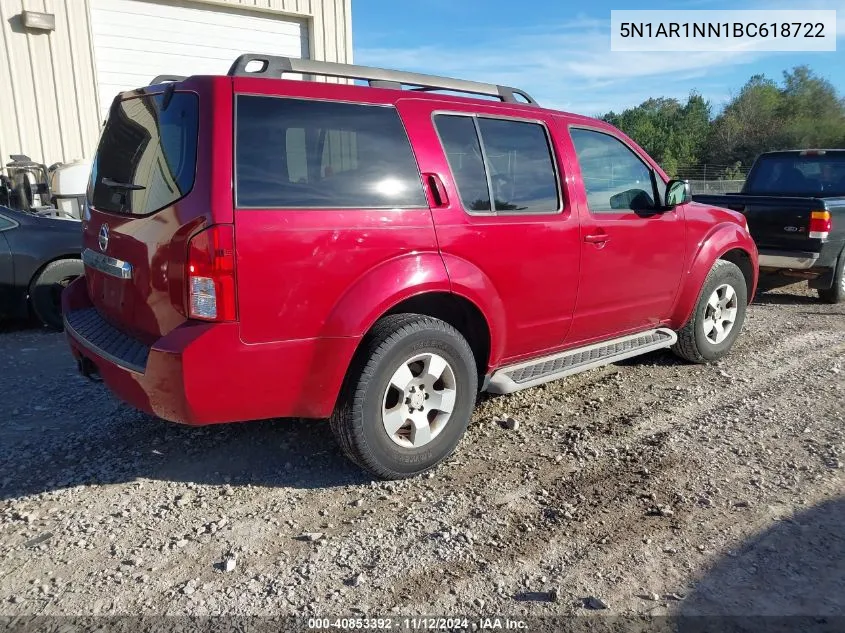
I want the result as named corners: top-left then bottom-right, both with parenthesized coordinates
top-left (693, 150), bottom-right (845, 303)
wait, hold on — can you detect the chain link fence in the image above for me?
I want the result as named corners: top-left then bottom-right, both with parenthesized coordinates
top-left (687, 179), bottom-right (746, 194)
top-left (674, 164), bottom-right (751, 195)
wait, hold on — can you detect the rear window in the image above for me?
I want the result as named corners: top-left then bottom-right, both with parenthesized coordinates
top-left (235, 96), bottom-right (426, 209)
top-left (88, 92), bottom-right (199, 215)
top-left (745, 154), bottom-right (845, 197)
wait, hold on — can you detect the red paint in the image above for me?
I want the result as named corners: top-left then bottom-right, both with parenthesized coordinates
top-left (66, 73), bottom-right (758, 426)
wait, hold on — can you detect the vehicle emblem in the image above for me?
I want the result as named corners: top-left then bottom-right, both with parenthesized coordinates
top-left (99, 224), bottom-right (109, 251)
top-left (783, 226), bottom-right (799, 233)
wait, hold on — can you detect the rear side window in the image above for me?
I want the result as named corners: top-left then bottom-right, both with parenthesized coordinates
top-left (477, 118), bottom-right (559, 213)
top-left (434, 115), bottom-right (491, 211)
top-left (89, 92), bottom-right (199, 215)
top-left (235, 96), bottom-right (426, 209)
top-left (434, 114), bottom-right (559, 214)
top-left (570, 128), bottom-right (656, 213)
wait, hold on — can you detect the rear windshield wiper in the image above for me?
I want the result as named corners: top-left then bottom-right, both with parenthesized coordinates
top-left (102, 177), bottom-right (145, 190)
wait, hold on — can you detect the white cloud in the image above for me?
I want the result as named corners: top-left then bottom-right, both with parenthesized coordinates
top-left (356, 4), bottom-right (843, 116)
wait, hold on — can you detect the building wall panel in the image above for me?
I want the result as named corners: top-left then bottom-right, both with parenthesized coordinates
top-left (0, 0), bottom-right (351, 167)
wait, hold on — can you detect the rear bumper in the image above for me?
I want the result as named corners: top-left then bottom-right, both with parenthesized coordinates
top-left (758, 250), bottom-right (820, 270)
top-left (61, 277), bottom-right (358, 425)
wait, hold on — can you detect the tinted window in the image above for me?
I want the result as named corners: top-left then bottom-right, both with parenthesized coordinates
top-left (477, 118), bottom-right (559, 213)
top-left (0, 214), bottom-right (13, 231)
top-left (89, 92), bottom-right (199, 215)
top-left (570, 128), bottom-right (656, 213)
top-left (745, 154), bottom-right (845, 196)
top-left (434, 115), bottom-right (491, 212)
top-left (236, 96), bottom-right (426, 208)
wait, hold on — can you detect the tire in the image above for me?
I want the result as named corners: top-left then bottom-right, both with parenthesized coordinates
top-left (672, 260), bottom-right (748, 364)
top-left (817, 254), bottom-right (845, 304)
top-left (330, 314), bottom-right (477, 479)
top-left (30, 259), bottom-right (84, 330)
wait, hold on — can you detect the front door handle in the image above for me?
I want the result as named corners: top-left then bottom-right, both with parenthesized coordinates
top-left (584, 233), bottom-right (610, 244)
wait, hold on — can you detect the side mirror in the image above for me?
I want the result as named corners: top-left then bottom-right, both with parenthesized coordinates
top-left (665, 179), bottom-right (691, 208)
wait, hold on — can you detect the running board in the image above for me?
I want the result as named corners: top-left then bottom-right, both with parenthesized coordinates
top-left (487, 328), bottom-right (677, 394)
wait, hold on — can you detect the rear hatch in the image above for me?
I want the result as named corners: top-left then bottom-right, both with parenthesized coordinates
top-left (82, 79), bottom-right (227, 344)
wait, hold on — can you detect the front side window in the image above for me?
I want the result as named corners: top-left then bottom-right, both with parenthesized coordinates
top-left (236, 96), bottom-right (426, 208)
top-left (570, 128), bottom-right (656, 214)
top-left (434, 114), bottom-right (560, 214)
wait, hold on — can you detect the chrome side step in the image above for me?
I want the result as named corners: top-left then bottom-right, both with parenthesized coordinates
top-left (487, 328), bottom-right (677, 394)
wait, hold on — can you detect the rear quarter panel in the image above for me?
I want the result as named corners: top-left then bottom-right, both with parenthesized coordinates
top-left (235, 209), bottom-right (444, 343)
top-left (231, 78), bottom-right (445, 344)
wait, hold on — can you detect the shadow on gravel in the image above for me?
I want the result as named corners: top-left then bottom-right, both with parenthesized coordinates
top-left (681, 496), bottom-right (845, 620)
top-left (0, 318), bottom-right (40, 334)
top-left (753, 292), bottom-right (823, 306)
top-left (0, 410), bottom-right (373, 500)
top-left (613, 349), bottom-right (685, 368)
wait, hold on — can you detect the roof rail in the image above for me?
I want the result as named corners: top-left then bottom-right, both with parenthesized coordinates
top-left (150, 74), bottom-right (186, 85)
top-left (227, 54), bottom-right (538, 105)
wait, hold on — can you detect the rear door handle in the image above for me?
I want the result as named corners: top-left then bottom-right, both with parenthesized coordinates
top-left (423, 173), bottom-right (449, 208)
top-left (584, 233), bottom-right (610, 244)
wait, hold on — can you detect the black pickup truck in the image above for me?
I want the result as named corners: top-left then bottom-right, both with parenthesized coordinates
top-left (694, 149), bottom-right (845, 303)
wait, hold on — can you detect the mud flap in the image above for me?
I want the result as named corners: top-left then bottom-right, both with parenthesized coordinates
top-left (808, 252), bottom-right (840, 290)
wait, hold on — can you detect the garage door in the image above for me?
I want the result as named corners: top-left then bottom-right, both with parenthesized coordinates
top-left (90, 0), bottom-right (309, 114)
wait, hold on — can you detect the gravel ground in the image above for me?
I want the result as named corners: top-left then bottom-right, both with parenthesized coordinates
top-left (0, 281), bottom-right (843, 619)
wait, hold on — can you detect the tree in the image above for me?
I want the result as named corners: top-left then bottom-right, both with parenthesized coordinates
top-left (599, 67), bottom-right (845, 179)
top-left (602, 94), bottom-right (710, 176)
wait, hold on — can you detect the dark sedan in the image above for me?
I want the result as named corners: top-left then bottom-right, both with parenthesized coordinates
top-left (0, 206), bottom-right (83, 329)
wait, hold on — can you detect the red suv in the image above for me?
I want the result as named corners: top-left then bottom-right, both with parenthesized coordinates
top-left (63, 55), bottom-right (758, 479)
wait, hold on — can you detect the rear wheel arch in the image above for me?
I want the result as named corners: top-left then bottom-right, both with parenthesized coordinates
top-left (28, 253), bottom-right (81, 282)
top-left (383, 292), bottom-right (491, 381)
top-left (28, 256), bottom-right (84, 329)
top-left (336, 291), bottom-right (492, 403)
top-left (318, 252), bottom-right (452, 339)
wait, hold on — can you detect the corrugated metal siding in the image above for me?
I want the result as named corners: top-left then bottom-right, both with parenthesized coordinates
top-left (210, 0), bottom-right (352, 63)
top-left (0, 0), bottom-right (101, 166)
top-left (0, 0), bottom-right (351, 166)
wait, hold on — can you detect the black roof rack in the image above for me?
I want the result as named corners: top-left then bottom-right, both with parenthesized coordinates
top-left (226, 54), bottom-right (538, 105)
top-left (150, 74), bottom-right (187, 85)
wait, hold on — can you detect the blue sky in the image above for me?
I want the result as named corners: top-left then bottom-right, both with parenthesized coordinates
top-left (352, 0), bottom-right (845, 117)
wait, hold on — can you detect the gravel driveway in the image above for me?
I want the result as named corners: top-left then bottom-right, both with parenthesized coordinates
top-left (0, 282), bottom-right (843, 619)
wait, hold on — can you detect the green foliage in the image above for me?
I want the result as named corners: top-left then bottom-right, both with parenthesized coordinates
top-left (600, 66), bottom-right (845, 179)
top-left (602, 94), bottom-right (710, 177)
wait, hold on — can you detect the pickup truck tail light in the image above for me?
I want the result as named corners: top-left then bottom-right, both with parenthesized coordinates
top-left (187, 224), bottom-right (237, 321)
top-left (809, 210), bottom-right (831, 240)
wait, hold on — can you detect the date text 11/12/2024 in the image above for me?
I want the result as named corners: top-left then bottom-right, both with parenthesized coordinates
top-left (307, 617), bottom-right (529, 630)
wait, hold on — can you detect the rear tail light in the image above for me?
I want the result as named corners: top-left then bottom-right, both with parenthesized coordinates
top-left (187, 224), bottom-right (236, 321)
top-left (809, 210), bottom-right (831, 239)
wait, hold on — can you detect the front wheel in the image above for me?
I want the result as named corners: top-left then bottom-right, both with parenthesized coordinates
top-left (330, 314), bottom-right (477, 479)
top-left (672, 260), bottom-right (748, 363)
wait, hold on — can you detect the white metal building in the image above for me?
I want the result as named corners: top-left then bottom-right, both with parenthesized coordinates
top-left (0, 0), bottom-right (352, 167)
